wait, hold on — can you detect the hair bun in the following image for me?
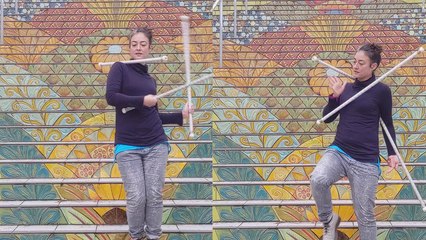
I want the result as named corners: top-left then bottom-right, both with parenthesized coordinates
top-left (358, 43), bottom-right (383, 67)
top-left (369, 43), bottom-right (383, 54)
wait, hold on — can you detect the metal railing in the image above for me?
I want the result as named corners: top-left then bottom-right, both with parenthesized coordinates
top-left (0, 0), bottom-right (20, 44)
top-left (212, 0), bottom-right (249, 67)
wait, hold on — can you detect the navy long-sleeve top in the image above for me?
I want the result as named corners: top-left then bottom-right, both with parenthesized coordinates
top-left (324, 75), bottom-right (396, 163)
top-left (105, 62), bottom-right (183, 146)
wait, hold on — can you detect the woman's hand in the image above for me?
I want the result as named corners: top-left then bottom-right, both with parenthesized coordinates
top-left (328, 76), bottom-right (347, 98)
top-left (143, 95), bottom-right (158, 107)
top-left (182, 102), bottom-right (194, 118)
top-left (386, 155), bottom-right (399, 173)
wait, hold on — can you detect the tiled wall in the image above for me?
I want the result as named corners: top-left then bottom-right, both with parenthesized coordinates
top-left (212, 0), bottom-right (425, 239)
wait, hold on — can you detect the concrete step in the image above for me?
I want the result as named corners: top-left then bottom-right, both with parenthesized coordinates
top-left (213, 199), bottom-right (424, 206)
top-left (0, 96), bottom-right (211, 100)
top-left (3, 222), bottom-right (423, 234)
top-left (0, 157), bottom-right (212, 164)
top-left (1, 93), bottom-right (419, 103)
top-left (213, 221), bottom-right (426, 229)
top-left (213, 179), bottom-right (426, 186)
top-left (0, 199), bottom-right (212, 208)
top-left (0, 140), bottom-right (212, 146)
top-left (0, 178), bottom-right (423, 185)
top-left (2, 221), bottom-right (425, 234)
top-left (0, 224), bottom-right (212, 234)
top-left (213, 162), bottom-right (426, 167)
top-left (213, 146), bottom-right (423, 151)
top-left (0, 109), bottom-right (212, 114)
top-left (0, 125), bottom-right (211, 130)
top-left (0, 199), bottom-right (420, 208)
top-left (3, 160), bottom-right (423, 168)
top-left (0, 177), bottom-right (212, 185)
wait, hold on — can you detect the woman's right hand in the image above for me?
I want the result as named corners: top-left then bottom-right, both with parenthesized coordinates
top-left (328, 76), bottom-right (347, 98)
top-left (143, 95), bottom-right (158, 107)
top-left (182, 102), bottom-right (194, 119)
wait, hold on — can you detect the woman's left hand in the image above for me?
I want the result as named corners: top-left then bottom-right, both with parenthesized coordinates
top-left (386, 155), bottom-right (399, 173)
top-left (182, 102), bottom-right (194, 118)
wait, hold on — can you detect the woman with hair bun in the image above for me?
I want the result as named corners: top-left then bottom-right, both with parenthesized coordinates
top-left (310, 43), bottom-right (399, 240)
top-left (106, 27), bottom-right (193, 240)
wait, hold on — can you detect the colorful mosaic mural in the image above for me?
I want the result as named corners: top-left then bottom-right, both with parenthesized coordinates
top-left (0, 0), bottom-right (212, 239)
top-left (212, 0), bottom-right (425, 239)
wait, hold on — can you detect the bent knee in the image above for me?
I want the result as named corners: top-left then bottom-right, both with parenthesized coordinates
top-left (356, 207), bottom-right (376, 227)
top-left (310, 172), bottom-right (333, 188)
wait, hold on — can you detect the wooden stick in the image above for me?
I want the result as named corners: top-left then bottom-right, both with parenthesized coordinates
top-left (98, 56), bottom-right (168, 67)
top-left (316, 47), bottom-right (424, 125)
top-left (211, 0), bottom-right (220, 12)
top-left (121, 74), bottom-right (212, 114)
top-left (181, 15), bottom-right (194, 138)
top-left (380, 119), bottom-right (426, 212)
top-left (311, 56), bottom-right (355, 79)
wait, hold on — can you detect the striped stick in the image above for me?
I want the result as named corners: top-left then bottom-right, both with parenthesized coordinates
top-left (98, 56), bottom-right (168, 67)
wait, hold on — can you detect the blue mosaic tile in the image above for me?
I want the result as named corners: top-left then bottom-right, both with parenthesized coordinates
top-left (379, 7), bottom-right (426, 43)
top-left (163, 0), bottom-right (211, 19)
top-left (2, 0), bottom-right (72, 21)
top-left (213, 9), bottom-right (289, 45)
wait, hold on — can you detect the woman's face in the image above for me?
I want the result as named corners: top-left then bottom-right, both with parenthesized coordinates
top-left (352, 50), bottom-right (378, 81)
top-left (129, 32), bottom-right (150, 60)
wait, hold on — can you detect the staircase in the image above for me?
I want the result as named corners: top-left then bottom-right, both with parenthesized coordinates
top-left (212, 0), bottom-right (426, 239)
top-left (0, 0), bottom-right (212, 239)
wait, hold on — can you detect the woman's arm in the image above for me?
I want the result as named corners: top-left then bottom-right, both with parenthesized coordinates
top-left (323, 95), bottom-right (340, 123)
top-left (159, 102), bottom-right (194, 126)
top-left (159, 112), bottom-right (183, 126)
top-left (379, 86), bottom-right (396, 156)
top-left (105, 63), bottom-right (146, 109)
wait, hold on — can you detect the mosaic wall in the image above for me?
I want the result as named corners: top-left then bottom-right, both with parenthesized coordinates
top-left (0, 0), bottom-right (212, 239)
top-left (212, 0), bottom-right (425, 239)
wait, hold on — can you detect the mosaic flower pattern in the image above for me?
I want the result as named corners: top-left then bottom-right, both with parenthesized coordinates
top-left (308, 59), bottom-right (354, 96)
top-left (214, 43), bottom-right (281, 89)
top-left (213, 1), bottom-right (426, 239)
top-left (91, 36), bottom-right (130, 73)
top-left (0, 18), bottom-right (62, 67)
top-left (82, 1), bottom-right (151, 29)
top-left (0, 1), bottom-right (212, 239)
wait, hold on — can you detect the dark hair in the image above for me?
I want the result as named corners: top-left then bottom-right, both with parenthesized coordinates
top-left (358, 43), bottom-right (383, 67)
top-left (129, 27), bottom-right (153, 45)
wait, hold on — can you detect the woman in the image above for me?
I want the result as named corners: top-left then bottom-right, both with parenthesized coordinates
top-left (310, 43), bottom-right (399, 240)
top-left (106, 27), bottom-right (193, 240)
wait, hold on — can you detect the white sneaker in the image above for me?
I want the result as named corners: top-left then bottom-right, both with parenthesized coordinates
top-left (322, 213), bottom-right (341, 240)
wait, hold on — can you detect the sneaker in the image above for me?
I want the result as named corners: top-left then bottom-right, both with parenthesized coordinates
top-left (322, 213), bottom-right (341, 240)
